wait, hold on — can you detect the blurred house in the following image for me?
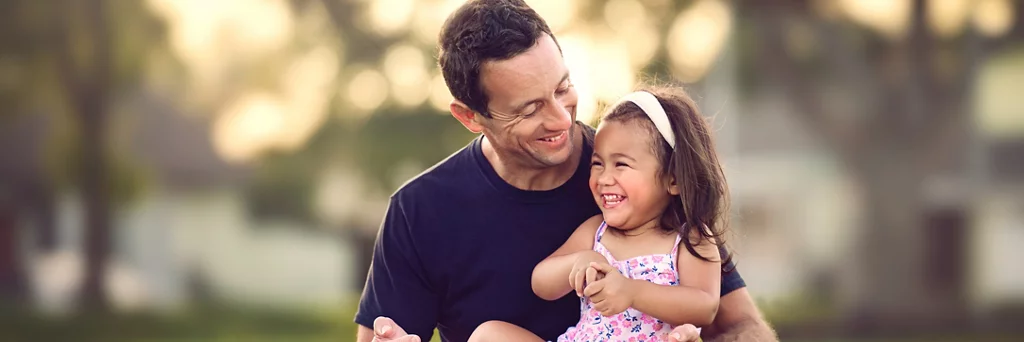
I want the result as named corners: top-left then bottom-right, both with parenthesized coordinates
top-left (714, 51), bottom-right (1024, 312)
top-left (975, 139), bottom-right (1024, 309)
top-left (709, 85), bottom-right (860, 301)
top-left (20, 89), bottom-right (360, 313)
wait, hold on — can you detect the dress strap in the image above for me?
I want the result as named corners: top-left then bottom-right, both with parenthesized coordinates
top-left (594, 221), bottom-right (607, 245)
top-left (670, 223), bottom-right (685, 256)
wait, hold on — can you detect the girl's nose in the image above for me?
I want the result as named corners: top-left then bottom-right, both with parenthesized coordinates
top-left (596, 170), bottom-right (615, 186)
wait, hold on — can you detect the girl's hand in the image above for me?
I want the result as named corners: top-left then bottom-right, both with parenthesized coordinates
top-left (569, 250), bottom-right (608, 297)
top-left (584, 262), bottom-right (636, 317)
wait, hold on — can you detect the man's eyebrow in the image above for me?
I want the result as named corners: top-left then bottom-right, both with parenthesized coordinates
top-left (509, 72), bottom-right (571, 115)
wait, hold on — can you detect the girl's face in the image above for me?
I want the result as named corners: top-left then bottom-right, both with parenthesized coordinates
top-left (589, 120), bottom-right (676, 230)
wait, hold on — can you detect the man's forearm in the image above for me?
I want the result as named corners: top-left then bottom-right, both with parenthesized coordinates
top-left (357, 325), bottom-right (375, 342)
top-left (631, 279), bottom-right (718, 327)
top-left (703, 319), bottom-right (777, 342)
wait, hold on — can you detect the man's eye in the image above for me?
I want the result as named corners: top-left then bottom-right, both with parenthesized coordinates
top-left (521, 105), bottom-right (539, 117)
top-left (556, 83), bottom-right (573, 95)
top-left (615, 162), bottom-right (629, 168)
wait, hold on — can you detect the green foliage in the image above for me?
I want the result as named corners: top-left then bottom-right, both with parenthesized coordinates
top-left (355, 108), bottom-right (475, 193)
top-left (0, 304), bottom-right (357, 342)
top-left (1, 0), bottom-right (170, 205)
top-left (244, 151), bottom-right (321, 225)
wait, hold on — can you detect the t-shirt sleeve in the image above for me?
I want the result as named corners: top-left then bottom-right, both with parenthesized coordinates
top-left (720, 255), bottom-right (746, 296)
top-left (354, 196), bottom-right (440, 339)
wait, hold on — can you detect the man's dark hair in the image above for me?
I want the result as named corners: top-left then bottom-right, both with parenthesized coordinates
top-left (438, 0), bottom-right (557, 118)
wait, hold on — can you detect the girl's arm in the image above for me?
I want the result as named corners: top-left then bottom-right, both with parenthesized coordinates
top-left (629, 233), bottom-right (722, 327)
top-left (532, 215), bottom-right (604, 301)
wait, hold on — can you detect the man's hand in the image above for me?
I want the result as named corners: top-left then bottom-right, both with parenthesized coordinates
top-left (667, 324), bottom-right (701, 342)
top-left (582, 262), bottom-right (635, 317)
top-left (373, 317), bottom-right (421, 342)
top-left (569, 250), bottom-right (609, 297)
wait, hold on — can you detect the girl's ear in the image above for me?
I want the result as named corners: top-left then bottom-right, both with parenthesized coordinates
top-left (665, 175), bottom-right (680, 196)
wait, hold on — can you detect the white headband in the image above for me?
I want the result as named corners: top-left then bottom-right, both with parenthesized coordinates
top-left (612, 91), bottom-right (675, 149)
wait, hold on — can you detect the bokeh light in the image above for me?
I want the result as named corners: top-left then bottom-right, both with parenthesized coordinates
top-left (383, 44), bottom-right (430, 108)
top-left (347, 68), bottom-right (389, 112)
top-left (558, 33), bottom-right (597, 125)
top-left (928, 0), bottom-right (971, 38)
top-left (604, 0), bottom-right (659, 68)
top-left (148, 0), bottom-right (295, 99)
top-left (838, 0), bottom-right (912, 41)
top-left (524, 0), bottom-right (579, 33)
top-left (973, 0), bottom-right (1016, 37)
top-left (429, 73), bottom-right (453, 114)
top-left (213, 93), bottom-right (286, 163)
top-left (413, 0), bottom-right (466, 45)
top-left (667, 0), bottom-right (732, 83)
top-left (276, 45), bottom-right (338, 151)
top-left (587, 31), bottom-right (635, 103)
top-left (367, 0), bottom-right (416, 36)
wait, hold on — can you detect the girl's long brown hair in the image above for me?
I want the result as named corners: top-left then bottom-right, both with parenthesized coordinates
top-left (602, 85), bottom-right (733, 270)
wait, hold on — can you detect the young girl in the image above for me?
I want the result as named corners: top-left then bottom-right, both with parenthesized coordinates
top-left (469, 86), bottom-right (732, 342)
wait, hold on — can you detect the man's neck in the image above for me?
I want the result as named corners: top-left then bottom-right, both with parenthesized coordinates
top-left (481, 127), bottom-right (583, 191)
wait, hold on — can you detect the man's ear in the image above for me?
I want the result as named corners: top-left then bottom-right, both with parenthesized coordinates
top-left (450, 100), bottom-right (485, 133)
top-left (665, 175), bottom-right (680, 196)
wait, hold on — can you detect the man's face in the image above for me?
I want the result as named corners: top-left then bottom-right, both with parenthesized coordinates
top-left (477, 34), bottom-right (578, 169)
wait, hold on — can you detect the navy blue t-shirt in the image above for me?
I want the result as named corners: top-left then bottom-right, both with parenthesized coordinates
top-left (355, 124), bottom-right (746, 342)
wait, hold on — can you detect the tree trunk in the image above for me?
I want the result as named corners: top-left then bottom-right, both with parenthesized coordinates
top-left (78, 97), bottom-right (112, 312)
top-left (0, 201), bottom-right (26, 306)
top-left (71, 0), bottom-right (112, 312)
top-left (349, 228), bottom-right (376, 292)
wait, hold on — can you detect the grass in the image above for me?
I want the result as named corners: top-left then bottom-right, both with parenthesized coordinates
top-left (0, 304), bottom-right (356, 342)
top-left (1, 297), bottom-right (1021, 342)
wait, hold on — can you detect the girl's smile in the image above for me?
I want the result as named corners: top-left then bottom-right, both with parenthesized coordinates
top-left (589, 120), bottom-right (674, 231)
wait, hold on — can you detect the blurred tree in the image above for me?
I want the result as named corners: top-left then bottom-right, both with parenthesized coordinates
top-left (0, 0), bottom-right (168, 311)
top-left (0, 201), bottom-right (23, 306)
top-left (56, 0), bottom-right (115, 312)
top-left (743, 0), bottom-right (1022, 334)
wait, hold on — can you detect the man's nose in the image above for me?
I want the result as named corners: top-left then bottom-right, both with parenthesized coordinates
top-left (542, 100), bottom-right (573, 132)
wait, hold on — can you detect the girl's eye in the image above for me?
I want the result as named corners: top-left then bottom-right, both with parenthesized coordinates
top-left (590, 160), bottom-right (602, 167)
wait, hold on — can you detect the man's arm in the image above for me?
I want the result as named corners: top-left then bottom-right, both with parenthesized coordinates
top-left (358, 323), bottom-right (378, 342)
top-left (354, 196), bottom-right (440, 341)
top-left (701, 288), bottom-right (778, 342)
top-left (357, 326), bottom-right (374, 342)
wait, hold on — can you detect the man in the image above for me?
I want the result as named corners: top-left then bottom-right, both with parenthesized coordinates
top-left (355, 1), bottom-right (777, 341)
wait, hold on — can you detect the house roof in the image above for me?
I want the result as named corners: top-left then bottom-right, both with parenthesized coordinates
top-left (0, 88), bottom-right (248, 191)
top-left (120, 89), bottom-right (249, 188)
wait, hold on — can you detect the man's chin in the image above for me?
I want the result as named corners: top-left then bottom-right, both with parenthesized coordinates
top-left (532, 145), bottom-right (574, 167)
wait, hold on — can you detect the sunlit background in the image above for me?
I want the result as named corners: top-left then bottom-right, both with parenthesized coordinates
top-left (1, 0), bottom-right (1022, 341)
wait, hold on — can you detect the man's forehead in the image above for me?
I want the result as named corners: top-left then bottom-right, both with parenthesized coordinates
top-left (480, 37), bottom-right (567, 105)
